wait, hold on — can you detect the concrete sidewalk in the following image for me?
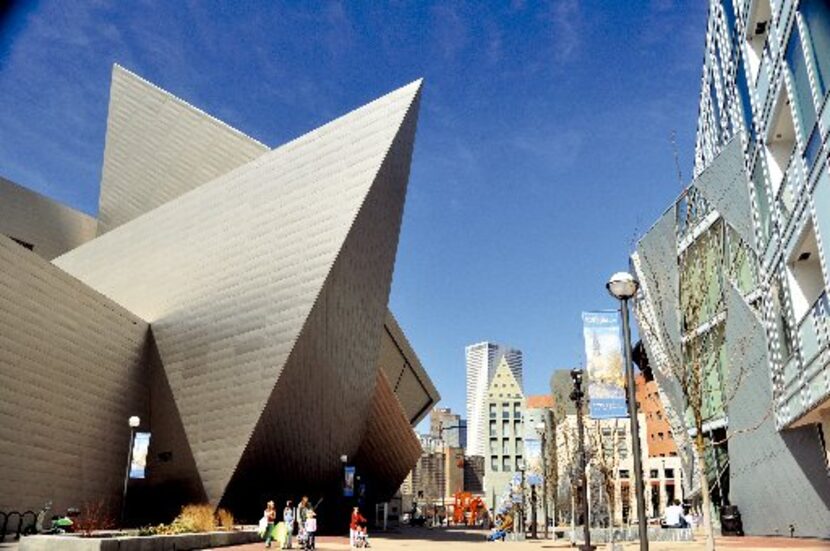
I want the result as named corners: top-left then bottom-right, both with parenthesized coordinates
top-left (216, 527), bottom-right (830, 550)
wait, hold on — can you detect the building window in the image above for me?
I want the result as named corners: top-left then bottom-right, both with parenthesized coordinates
top-left (772, 274), bottom-right (794, 360)
top-left (502, 421), bottom-right (509, 436)
top-left (745, 0), bottom-right (772, 82)
top-left (750, 157), bottom-right (773, 247)
top-left (786, 25), bottom-right (818, 142)
top-left (490, 421), bottom-right (497, 437)
top-left (502, 438), bottom-right (510, 455)
top-left (618, 443), bottom-right (628, 460)
top-left (736, 60), bottom-right (756, 140)
top-left (766, 86), bottom-right (798, 219)
top-left (514, 420), bottom-right (521, 437)
top-left (491, 456), bottom-right (499, 472)
top-left (490, 439), bottom-right (498, 454)
top-left (515, 456), bottom-right (523, 471)
top-left (513, 402), bottom-right (522, 418)
top-left (801, 0), bottom-right (830, 99)
top-left (665, 468), bottom-right (675, 479)
top-left (10, 237), bottom-right (34, 251)
top-left (503, 457), bottom-right (510, 472)
top-left (709, 78), bottom-right (723, 145)
top-left (489, 403), bottom-right (497, 419)
top-left (619, 469), bottom-right (630, 479)
top-left (516, 438), bottom-right (523, 456)
top-left (785, 220), bottom-right (825, 322)
top-left (722, 0), bottom-right (737, 39)
top-left (502, 403), bottom-right (510, 419)
top-left (650, 469), bottom-right (659, 479)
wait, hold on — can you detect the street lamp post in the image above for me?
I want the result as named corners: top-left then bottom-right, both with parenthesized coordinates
top-left (607, 271), bottom-right (648, 551)
top-left (535, 421), bottom-right (549, 539)
top-left (530, 483), bottom-right (538, 539)
top-left (518, 461), bottom-right (526, 537)
top-left (570, 369), bottom-right (595, 551)
top-left (121, 415), bottom-right (140, 527)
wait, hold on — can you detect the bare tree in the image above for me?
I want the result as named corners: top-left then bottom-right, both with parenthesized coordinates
top-left (585, 418), bottom-right (623, 527)
top-left (633, 201), bottom-right (767, 551)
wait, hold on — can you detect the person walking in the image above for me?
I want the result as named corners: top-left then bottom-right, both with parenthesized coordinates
top-left (283, 501), bottom-right (295, 549)
top-left (263, 501), bottom-right (277, 548)
top-left (350, 506), bottom-right (366, 548)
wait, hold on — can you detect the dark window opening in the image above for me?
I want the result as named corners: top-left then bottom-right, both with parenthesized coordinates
top-left (10, 237), bottom-right (34, 251)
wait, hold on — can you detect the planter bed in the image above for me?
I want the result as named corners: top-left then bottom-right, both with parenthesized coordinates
top-left (20, 529), bottom-right (260, 550)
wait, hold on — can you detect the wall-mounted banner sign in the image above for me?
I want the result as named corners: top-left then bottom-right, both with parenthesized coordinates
top-left (582, 311), bottom-right (628, 419)
top-left (343, 465), bottom-right (356, 497)
top-left (129, 432), bottom-right (151, 479)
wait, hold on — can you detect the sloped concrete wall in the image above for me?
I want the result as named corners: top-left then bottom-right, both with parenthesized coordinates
top-left (0, 235), bottom-right (149, 516)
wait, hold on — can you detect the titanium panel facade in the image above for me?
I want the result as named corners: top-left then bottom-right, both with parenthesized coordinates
top-left (54, 78), bottom-right (424, 507)
top-left (97, 65), bottom-right (269, 234)
top-left (379, 311), bottom-right (440, 425)
top-left (0, 176), bottom-right (97, 260)
top-left (0, 235), bottom-right (149, 515)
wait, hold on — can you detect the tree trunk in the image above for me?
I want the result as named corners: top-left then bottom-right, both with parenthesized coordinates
top-left (695, 432), bottom-right (716, 551)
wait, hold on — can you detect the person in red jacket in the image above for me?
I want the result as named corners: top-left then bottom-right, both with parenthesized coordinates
top-left (349, 506), bottom-right (367, 548)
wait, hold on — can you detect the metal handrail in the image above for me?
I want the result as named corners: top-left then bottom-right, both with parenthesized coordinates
top-left (797, 291), bottom-right (830, 368)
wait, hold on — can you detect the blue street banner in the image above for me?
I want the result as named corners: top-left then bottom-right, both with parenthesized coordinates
top-left (343, 466), bottom-right (356, 497)
top-left (129, 432), bottom-right (151, 479)
top-left (582, 311), bottom-right (628, 419)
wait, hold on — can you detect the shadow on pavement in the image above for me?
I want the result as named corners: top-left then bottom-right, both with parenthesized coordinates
top-left (383, 527), bottom-right (490, 542)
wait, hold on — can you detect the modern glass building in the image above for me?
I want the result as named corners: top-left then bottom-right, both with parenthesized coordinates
top-left (632, 0), bottom-right (830, 537)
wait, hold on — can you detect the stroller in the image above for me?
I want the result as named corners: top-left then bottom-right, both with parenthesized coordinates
top-left (354, 527), bottom-right (370, 548)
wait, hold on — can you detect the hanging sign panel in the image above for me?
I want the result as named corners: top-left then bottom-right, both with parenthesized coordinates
top-left (129, 432), bottom-right (151, 479)
top-left (343, 466), bottom-right (356, 497)
top-left (582, 311), bottom-right (628, 419)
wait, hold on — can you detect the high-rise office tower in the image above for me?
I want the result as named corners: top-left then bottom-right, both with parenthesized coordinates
top-left (430, 407), bottom-right (462, 448)
top-left (465, 342), bottom-right (522, 456)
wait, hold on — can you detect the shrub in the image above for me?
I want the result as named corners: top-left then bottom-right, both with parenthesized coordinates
top-left (75, 500), bottom-right (116, 537)
top-left (138, 504), bottom-right (233, 536)
top-left (176, 504), bottom-right (216, 533)
top-left (216, 508), bottom-right (234, 530)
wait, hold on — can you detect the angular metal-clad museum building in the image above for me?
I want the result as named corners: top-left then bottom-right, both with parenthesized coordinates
top-left (0, 65), bottom-right (438, 526)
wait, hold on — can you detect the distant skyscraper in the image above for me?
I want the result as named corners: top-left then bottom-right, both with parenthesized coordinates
top-left (430, 407), bottom-right (463, 448)
top-left (465, 341), bottom-right (522, 456)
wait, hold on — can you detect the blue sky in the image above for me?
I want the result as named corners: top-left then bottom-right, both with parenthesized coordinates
top-left (0, 1), bottom-right (707, 426)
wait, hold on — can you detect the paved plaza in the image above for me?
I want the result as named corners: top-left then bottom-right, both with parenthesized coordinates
top-left (215, 528), bottom-right (830, 551)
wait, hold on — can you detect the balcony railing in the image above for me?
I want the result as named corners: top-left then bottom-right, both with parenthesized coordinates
top-left (797, 291), bottom-right (830, 371)
top-left (776, 150), bottom-right (798, 227)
